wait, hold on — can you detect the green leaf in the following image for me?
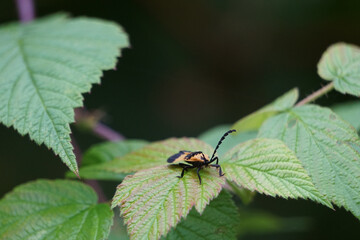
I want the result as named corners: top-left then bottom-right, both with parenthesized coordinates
top-left (0, 13), bottom-right (129, 173)
top-left (318, 42), bottom-right (360, 96)
top-left (112, 165), bottom-right (225, 240)
top-left (332, 101), bottom-right (360, 131)
top-left (66, 140), bottom-right (148, 180)
top-left (71, 138), bottom-right (213, 181)
top-left (0, 179), bottom-right (113, 240)
top-left (222, 138), bottom-right (332, 207)
top-left (259, 105), bottom-right (360, 219)
top-left (198, 124), bottom-right (257, 157)
top-left (163, 191), bottom-right (239, 240)
top-left (232, 88), bottom-right (298, 133)
top-left (82, 140), bottom-right (148, 167)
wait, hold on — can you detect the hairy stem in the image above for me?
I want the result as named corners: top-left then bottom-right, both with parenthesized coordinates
top-left (296, 82), bottom-right (334, 106)
top-left (15, 0), bottom-right (35, 23)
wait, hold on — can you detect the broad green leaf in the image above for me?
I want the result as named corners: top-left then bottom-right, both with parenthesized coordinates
top-left (232, 88), bottom-right (298, 133)
top-left (0, 13), bottom-right (129, 173)
top-left (332, 101), bottom-right (360, 131)
top-left (66, 140), bottom-right (148, 180)
top-left (110, 191), bottom-right (239, 240)
top-left (70, 138), bottom-right (213, 181)
top-left (163, 191), bottom-right (239, 240)
top-left (0, 179), bottom-right (113, 240)
top-left (82, 140), bottom-right (148, 167)
top-left (318, 43), bottom-right (360, 96)
top-left (222, 138), bottom-right (331, 207)
top-left (259, 105), bottom-right (360, 219)
top-left (112, 165), bottom-right (225, 240)
top-left (198, 124), bottom-right (256, 157)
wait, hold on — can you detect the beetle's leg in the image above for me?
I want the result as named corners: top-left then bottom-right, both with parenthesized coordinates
top-left (210, 164), bottom-right (225, 176)
top-left (177, 163), bottom-right (193, 178)
top-left (197, 167), bottom-right (202, 184)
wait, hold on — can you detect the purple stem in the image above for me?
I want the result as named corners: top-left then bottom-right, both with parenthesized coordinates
top-left (16, 0), bottom-right (35, 23)
top-left (94, 122), bottom-right (125, 141)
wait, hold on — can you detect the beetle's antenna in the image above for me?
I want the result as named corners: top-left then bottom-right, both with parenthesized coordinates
top-left (210, 129), bottom-right (236, 161)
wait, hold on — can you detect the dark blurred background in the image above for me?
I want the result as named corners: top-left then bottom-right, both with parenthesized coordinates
top-left (0, 0), bottom-right (359, 239)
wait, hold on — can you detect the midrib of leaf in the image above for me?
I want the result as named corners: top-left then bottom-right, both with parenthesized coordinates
top-left (16, 37), bottom-right (76, 172)
top-left (1, 204), bottom-right (90, 238)
top-left (289, 110), bottom-right (345, 179)
top-left (140, 178), bottom-right (185, 239)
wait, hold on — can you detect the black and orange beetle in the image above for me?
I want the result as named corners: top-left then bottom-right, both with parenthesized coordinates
top-left (167, 129), bottom-right (236, 184)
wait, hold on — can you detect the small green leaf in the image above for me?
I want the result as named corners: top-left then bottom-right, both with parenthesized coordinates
top-left (82, 140), bottom-right (148, 167)
top-left (66, 140), bottom-right (148, 180)
top-left (0, 179), bottom-right (113, 240)
top-left (318, 42), bottom-right (360, 96)
top-left (112, 165), bottom-right (225, 240)
top-left (163, 191), bottom-right (239, 240)
top-left (332, 101), bottom-right (360, 131)
top-left (71, 138), bottom-right (213, 181)
top-left (198, 124), bottom-right (257, 157)
top-left (259, 105), bottom-right (360, 219)
top-left (0, 13), bottom-right (129, 173)
top-left (222, 138), bottom-right (331, 207)
top-left (232, 88), bottom-right (298, 133)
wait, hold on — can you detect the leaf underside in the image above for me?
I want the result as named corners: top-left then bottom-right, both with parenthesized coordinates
top-left (0, 179), bottom-right (113, 240)
top-left (232, 88), bottom-right (298, 133)
top-left (222, 138), bottom-right (331, 207)
top-left (259, 105), bottom-right (360, 219)
top-left (0, 13), bottom-right (129, 173)
top-left (112, 165), bottom-right (225, 240)
top-left (318, 42), bottom-right (360, 96)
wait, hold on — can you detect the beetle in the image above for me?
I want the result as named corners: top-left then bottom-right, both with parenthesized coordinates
top-left (167, 129), bottom-right (236, 184)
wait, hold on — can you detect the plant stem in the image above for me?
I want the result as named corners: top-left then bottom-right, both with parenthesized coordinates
top-left (94, 122), bottom-right (125, 141)
top-left (296, 82), bottom-right (334, 106)
top-left (15, 0), bottom-right (35, 23)
top-left (74, 108), bottom-right (125, 141)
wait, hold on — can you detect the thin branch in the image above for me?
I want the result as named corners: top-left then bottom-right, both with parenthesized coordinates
top-left (94, 122), bottom-right (125, 141)
top-left (15, 0), bottom-right (35, 23)
top-left (74, 108), bottom-right (125, 141)
top-left (296, 82), bottom-right (334, 107)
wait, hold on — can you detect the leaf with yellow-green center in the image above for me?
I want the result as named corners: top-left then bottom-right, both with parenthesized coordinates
top-left (222, 138), bottom-right (332, 208)
top-left (318, 42), bottom-right (360, 96)
top-left (70, 138), bottom-right (213, 181)
top-left (232, 88), bottom-right (298, 133)
top-left (112, 165), bottom-right (225, 240)
top-left (66, 140), bottom-right (148, 180)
